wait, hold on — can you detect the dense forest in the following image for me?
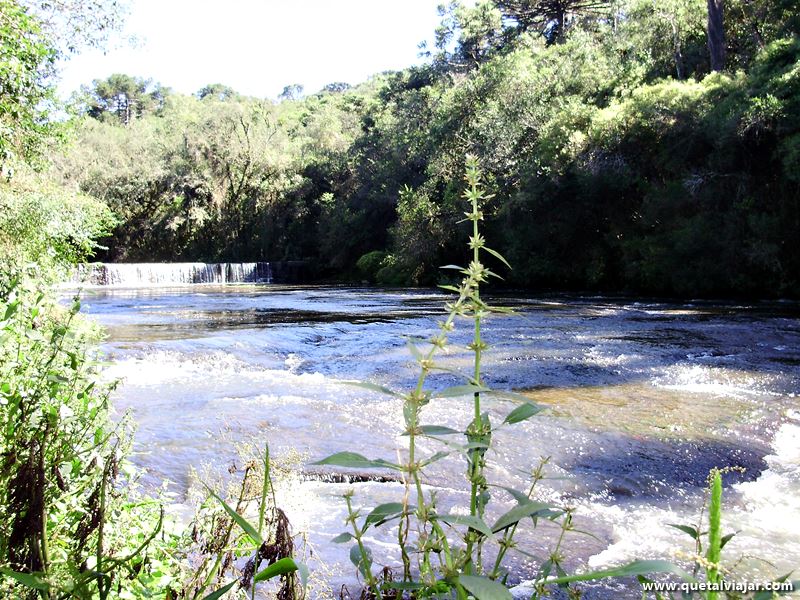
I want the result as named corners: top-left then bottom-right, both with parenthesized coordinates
top-left (45, 0), bottom-right (800, 297)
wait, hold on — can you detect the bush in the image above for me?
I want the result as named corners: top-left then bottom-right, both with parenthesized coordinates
top-left (356, 250), bottom-right (388, 282)
top-left (0, 171), bottom-right (115, 283)
top-left (0, 276), bottom-right (170, 598)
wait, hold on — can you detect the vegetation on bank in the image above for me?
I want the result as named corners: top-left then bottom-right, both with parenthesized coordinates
top-left (48, 0), bottom-right (800, 297)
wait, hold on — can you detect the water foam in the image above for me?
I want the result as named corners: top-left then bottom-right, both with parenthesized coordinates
top-left (581, 416), bottom-right (800, 579)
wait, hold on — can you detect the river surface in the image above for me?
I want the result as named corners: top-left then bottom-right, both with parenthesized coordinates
top-left (77, 285), bottom-right (800, 598)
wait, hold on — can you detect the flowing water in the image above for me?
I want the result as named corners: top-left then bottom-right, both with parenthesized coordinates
top-left (75, 284), bottom-right (800, 597)
top-left (74, 261), bottom-right (273, 285)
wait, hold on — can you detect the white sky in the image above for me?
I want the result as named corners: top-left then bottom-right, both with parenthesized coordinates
top-left (57, 0), bottom-right (444, 100)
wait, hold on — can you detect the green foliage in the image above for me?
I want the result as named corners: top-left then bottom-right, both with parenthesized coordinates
top-left (432, 1), bottom-right (504, 71)
top-left (0, 170), bottom-right (115, 283)
top-left (0, 0), bottom-right (56, 168)
top-left (80, 74), bottom-right (169, 125)
top-left (54, 88), bottom-right (368, 269)
top-left (0, 278), bottom-right (173, 598)
top-left (50, 1), bottom-right (800, 297)
top-left (0, 289), bottom-right (305, 597)
top-left (18, 0), bottom-right (129, 57)
top-left (196, 83), bottom-right (238, 101)
top-left (178, 446), bottom-right (307, 600)
top-left (316, 158), bottom-right (702, 598)
top-left (355, 250), bottom-right (388, 282)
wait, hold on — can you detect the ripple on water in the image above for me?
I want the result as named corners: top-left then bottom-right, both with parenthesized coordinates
top-left (76, 287), bottom-right (800, 592)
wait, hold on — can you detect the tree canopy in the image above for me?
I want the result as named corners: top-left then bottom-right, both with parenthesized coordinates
top-left (46, 0), bottom-right (800, 297)
top-left (0, 0), bottom-right (56, 168)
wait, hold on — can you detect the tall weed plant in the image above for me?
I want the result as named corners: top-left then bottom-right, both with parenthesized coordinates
top-left (315, 157), bottom-right (752, 600)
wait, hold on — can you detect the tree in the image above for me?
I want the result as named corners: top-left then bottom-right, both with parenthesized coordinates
top-left (0, 0), bottom-right (130, 165)
top-left (0, 0), bottom-right (56, 168)
top-left (432, 1), bottom-right (504, 71)
top-left (279, 83), bottom-right (304, 101)
top-left (618, 0), bottom-right (708, 80)
top-left (322, 81), bottom-right (352, 94)
top-left (197, 83), bottom-right (237, 101)
top-left (720, 0), bottom-right (799, 69)
top-left (495, 0), bottom-right (612, 44)
top-left (83, 74), bottom-right (166, 125)
top-left (706, 0), bottom-right (725, 70)
top-left (18, 0), bottom-right (129, 56)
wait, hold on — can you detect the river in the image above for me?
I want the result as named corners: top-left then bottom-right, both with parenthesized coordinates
top-left (77, 284), bottom-right (800, 598)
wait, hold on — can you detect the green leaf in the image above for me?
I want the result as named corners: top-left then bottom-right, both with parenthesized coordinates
top-left (0, 568), bottom-right (50, 590)
top-left (497, 485), bottom-right (532, 505)
top-left (350, 544), bottom-right (373, 580)
top-left (412, 425), bottom-right (461, 436)
top-left (720, 531), bottom-right (737, 549)
top-left (253, 557), bottom-right (299, 583)
top-left (459, 575), bottom-right (513, 600)
top-left (406, 340), bottom-right (424, 361)
top-left (313, 452), bottom-right (400, 470)
top-left (420, 450), bottom-right (450, 466)
top-left (436, 514), bottom-right (495, 539)
top-left (489, 305), bottom-right (514, 314)
top-left (331, 532), bottom-right (353, 543)
top-left (421, 437), bottom-right (488, 457)
top-left (570, 527), bottom-right (604, 543)
top-left (2, 301), bottom-right (19, 321)
top-left (205, 486), bottom-right (263, 545)
top-left (482, 246), bottom-right (512, 270)
top-left (667, 523), bottom-right (700, 540)
top-left (434, 384), bottom-right (490, 398)
top-left (364, 502), bottom-right (406, 527)
top-left (492, 501), bottom-right (554, 532)
top-left (440, 264), bottom-right (465, 271)
top-left (341, 380), bottom-right (400, 397)
top-left (438, 285), bottom-right (461, 293)
top-left (543, 560), bottom-right (696, 585)
top-left (485, 269), bottom-right (504, 281)
top-left (429, 364), bottom-right (472, 380)
top-left (200, 580), bottom-right (237, 600)
top-left (503, 402), bottom-right (544, 425)
top-left (297, 561), bottom-right (310, 589)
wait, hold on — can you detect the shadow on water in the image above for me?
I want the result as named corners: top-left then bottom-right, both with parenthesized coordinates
top-left (564, 433), bottom-right (766, 500)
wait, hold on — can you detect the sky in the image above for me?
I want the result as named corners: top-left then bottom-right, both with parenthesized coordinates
top-left (56, 0), bottom-right (445, 100)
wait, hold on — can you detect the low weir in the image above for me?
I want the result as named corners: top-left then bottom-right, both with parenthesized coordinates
top-left (74, 262), bottom-right (273, 286)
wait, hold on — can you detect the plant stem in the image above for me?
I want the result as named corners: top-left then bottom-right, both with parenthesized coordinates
top-left (465, 158), bottom-right (485, 573)
top-left (345, 494), bottom-right (382, 599)
top-left (194, 467), bottom-right (252, 599)
top-left (97, 460), bottom-right (108, 600)
top-left (406, 294), bottom-right (468, 576)
top-left (257, 443), bottom-right (272, 536)
top-left (491, 459), bottom-right (548, 579)
top-left (706, 470), bottom-right (723, 600)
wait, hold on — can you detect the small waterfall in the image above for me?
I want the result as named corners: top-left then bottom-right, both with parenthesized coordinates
top-left (74, 262), bottom-right (273, 286)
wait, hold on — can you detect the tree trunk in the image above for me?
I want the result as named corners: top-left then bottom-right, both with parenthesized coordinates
top-left (670, 18), bottom-right (685, 79)
top-left (707, 0), bottom-right (726, 72)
